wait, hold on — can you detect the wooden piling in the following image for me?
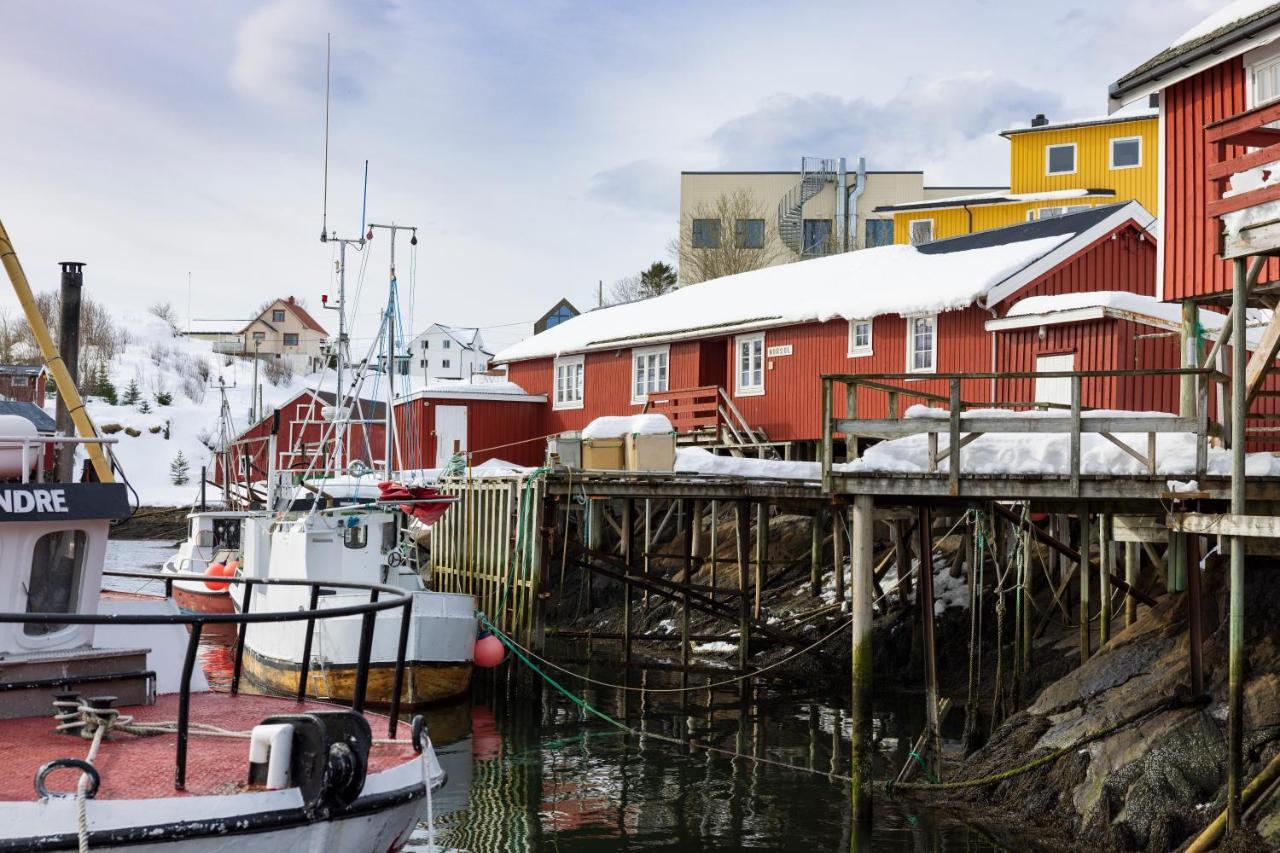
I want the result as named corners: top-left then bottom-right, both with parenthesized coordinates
top-left (892, 519), bottom-right (912, 606)
top-left (754, 501), bottom-right (767, 620)
top-left (681, 498), bottom-right (693, 691)
top-left (810, 508), bottom-right (823, 598)
top-left (1021, 504), bottom-right (1033, 680)
top-left (917, 506), bottom-right (942, 778)
top-left (850, 494), bottom-right (874, 825)
top-left (709, 499), bottom-right (719, 602)
top-left (1186, 533), bottom-right (1204, 698)
top-left (1078, 504), bottom-right (1091, 665)
top-left (622, 499), bottom-right (634, 666)
top-left (736, 500), bottom-right (751, 673)
top-left (1124, 541), bottom-right (1139, 628)
top-left (832, 502), bottom-right (846, 605)
top-left (1099, 513), bottom-right (1112, 647)
top-left (1228, 255), bottom-right (1247, 830)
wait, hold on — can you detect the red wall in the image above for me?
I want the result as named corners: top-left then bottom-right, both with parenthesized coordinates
top-left (1008, 224), bottom-right (1155, 306)
top-left (1162, 57), bottom-right (1280, 300)
top-left (394, 396), bottom-right (546, 469)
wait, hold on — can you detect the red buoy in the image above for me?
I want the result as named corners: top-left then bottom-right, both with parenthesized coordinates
top-left (203, 562), bottom-right (233, 592)
top-left (474, 633), bottom-right (505, 668)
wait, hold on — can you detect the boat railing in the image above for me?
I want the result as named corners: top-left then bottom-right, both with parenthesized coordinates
top-left (2, 569), bottom-right (415, 791)
top-left (0, 434), bottom-right (118, 483)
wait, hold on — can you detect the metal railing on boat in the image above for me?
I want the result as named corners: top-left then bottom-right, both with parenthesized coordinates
top-left (3, 570), bottom-right (414, 791)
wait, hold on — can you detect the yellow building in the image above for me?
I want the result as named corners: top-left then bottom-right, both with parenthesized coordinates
top-left (877, 109), bottom-right (1159, 245)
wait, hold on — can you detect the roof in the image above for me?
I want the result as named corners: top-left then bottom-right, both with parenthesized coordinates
top-left (999, 108), bottom-right (1158, 138)
top-left (241, 299), bottom-right (328, 336)
top-left (312, 390), bottom-right (386, 421)
top-left (492, 202), bottom-right (1154, 363)
top-left (184, 319), bottom-right (247, 335)
top-left (875, 188), bottom-right (1115, 215)
top-left (0, 401), bottom-right (54, 431)
top-left (680, 170), bottom-right (924, 176)
top-left (1110, 2), bottom-right (1280, 108)
top-left (397, 377), bottom-right (546, 405)
top-left (0, 364), bottom-right (46, 377)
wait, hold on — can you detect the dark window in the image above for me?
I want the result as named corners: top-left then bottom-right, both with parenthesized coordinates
top-left (381, 521), bottom-right (397, 555)
top-left (1111, 137), bottom-right (1141, 169)
top-left (735, 218), bottom-right (765, 248)
top-left (344, 523), bottom-right (367, 549)
top-left (25, 530), bottom-right (86, 635)
top-left (692, 219), bottom-right (721, 249)
top-left (803, 219), bottom-right (832, 255)
top-left (272, 309), bottom-right (285, 322)
top-left (865, 219), bottom-right (894, 248)
top-left (547, 306), bottom-right (575, 329)
top-left (1046, 144), bottom-right (1075, 175)
top-left (283, 333), bottom-right (299, 346)
top-left (443, 339), bottom-right (451, 349)
top-left (252, 331), bottom-right (265, 342)
top-left (420, 358), bottom-right (427, 367)
top-left (442, 359), bottom-right (451, 368)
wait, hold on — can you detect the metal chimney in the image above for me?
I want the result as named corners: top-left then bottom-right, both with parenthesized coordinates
top-left (55, 262), bottom-right (84, 482)
top-left (1031, 113), bottom-right (1049, 127)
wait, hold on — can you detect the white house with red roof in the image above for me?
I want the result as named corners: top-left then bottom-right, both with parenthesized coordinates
top-left (239, 296), bottom-right (329, 372)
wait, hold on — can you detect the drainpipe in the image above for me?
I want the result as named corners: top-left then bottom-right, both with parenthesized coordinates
top-left (835, 158), bottom-right (847, 252)
top-left (847, 157), bottom-right (867, 251)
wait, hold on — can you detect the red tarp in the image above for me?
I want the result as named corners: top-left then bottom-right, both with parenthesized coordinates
top-left (377, 481), bottom-right (453, 526)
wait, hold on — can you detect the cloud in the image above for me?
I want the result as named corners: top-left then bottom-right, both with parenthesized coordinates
top-left (230, 0), bottom-right (400, 109)
top-left (706, 73), bottom-right (1060, 181)
top-left (587, 158), bottom-right (679, 214)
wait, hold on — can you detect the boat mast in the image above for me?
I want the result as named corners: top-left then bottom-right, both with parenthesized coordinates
top-left (367, 222), bottom-right (417, 478)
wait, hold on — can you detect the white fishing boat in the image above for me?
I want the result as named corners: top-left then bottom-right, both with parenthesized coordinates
top-left (160, 509), bottom-right (261, 615)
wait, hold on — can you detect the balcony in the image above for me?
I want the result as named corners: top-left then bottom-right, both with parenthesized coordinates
top-left (1206, 99), bottom-right (1280, 259)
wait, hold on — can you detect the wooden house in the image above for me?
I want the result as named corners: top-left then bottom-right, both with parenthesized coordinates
top-left (0, 365), bottom-right (47, 407)
top-left (495, 203), bottom-right (1164, 458)
top-left (393, 382), bottom-right (547, 470)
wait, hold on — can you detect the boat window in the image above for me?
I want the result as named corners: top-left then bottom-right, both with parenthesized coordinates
top-left (25, 530), bottom-right (87, 636)
top-left (196, 529), bottom-right (215, 548)
top-left (344, 523), bottom-right (367, 549)
top-left (381, 521), bottom-right (397, 554)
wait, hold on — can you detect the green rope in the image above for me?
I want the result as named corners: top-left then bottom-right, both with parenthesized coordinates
top-left (908, 751), bottom-right (939, 785)
top-left (492, 467), bottom-right (550, 626)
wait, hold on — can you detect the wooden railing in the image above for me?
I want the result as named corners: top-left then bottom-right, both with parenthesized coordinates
top-left (820, 368), bottom-right (1226, 497)
top-left (643, 385), bottom-right (723, 435)
top-left (1206, 100), bottom-right (1280, 258)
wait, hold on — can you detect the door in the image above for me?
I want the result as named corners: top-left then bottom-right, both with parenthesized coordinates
top-left (1034, 353), bottom-right (1075, 408)
top-left (434, 405), bottom-right (468, 465)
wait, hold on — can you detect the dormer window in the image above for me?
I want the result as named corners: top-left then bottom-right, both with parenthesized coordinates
top-left (1046, 143), bottom-right (1076, 176)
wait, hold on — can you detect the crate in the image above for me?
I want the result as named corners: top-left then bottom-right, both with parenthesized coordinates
top-left (625, 432), bottom-right (676, 472)
top-left (581, 438), bottom-right (625, 470)
top-left (547, 432), bottom-right (582, 468)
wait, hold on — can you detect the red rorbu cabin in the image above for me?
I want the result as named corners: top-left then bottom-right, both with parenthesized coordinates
top-left (495, 203), bottom-right (1166, 459)
top-left (393, 383), bottom-right (547, 470)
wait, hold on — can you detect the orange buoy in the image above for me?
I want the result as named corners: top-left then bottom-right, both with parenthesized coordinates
top-left (204, 562), bottom-right (233, 592)
top-left (474, 633), bottom-right (505, 668)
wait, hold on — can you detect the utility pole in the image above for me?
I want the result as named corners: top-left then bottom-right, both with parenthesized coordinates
top-left (251, 339), bottom-right (261, 422)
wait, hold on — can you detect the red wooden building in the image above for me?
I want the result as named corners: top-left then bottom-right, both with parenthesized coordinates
top-left (498, 203), bottom-right (1167, 456)
top-left (393, 384), bottom-right (547, 470)
top-left (0, 365), bottom-right (47, 407)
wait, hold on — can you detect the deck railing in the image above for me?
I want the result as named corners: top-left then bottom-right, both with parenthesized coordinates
top-left (642, 385), bottom-right (723, 436)
top-left (820, 368), bottom-right (1225, 497)
top-left (1206, 99), bottom-right (1280, 258)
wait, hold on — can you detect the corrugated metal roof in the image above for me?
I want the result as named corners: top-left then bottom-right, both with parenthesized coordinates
top-left (916, 204), bottom-right (1129, 255)
top-left (0, 401), bottom-right (54, 431)
top-left (0, 364), bottom-right (45, 377)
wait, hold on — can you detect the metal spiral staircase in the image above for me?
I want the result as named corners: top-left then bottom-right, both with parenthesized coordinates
top-left (778, 157), bottom-right (839, 256)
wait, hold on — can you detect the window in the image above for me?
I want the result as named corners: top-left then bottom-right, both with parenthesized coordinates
top-left (907, 315), bottom-right (937, 373)
top-left (423, 340), bottom-right (429, 349)
top-left (343, 522), bottom-right (367, 549)
top-left (1046, 143), bottom-right (1076, 175)
top-left (1110, 136), bottom-right (1141, 169)
top-left (381, 521), bottom-right (397, 555)
top-left (443, 339), bottom-right (451, 349)
top-left (283, 333), bottom-right (299, 346)
top-left (803, 218), bottom-right (832, 255)
top-left (420, 358), bottom-right (427, 368)
top-left (848, 319), bottom-right (873, 357)
top-left (25, 530), bottom-right (86, 636)
top-left (909, 219), bottom-right (934, 246)
top-left (442, 359), bottom-right (451, 369)
top-left (631, 345), bottom-right (669, 403)
top-left (692, 219), bottom-right (721, 249)
top-left (1248, 41), bottom-right (1280, 107)
top-left (865, 219), bottom-right (894, 248)
top-left (735, 333), bottom-right (764, 396)
top-left (272, 309), bottom-right (285, 322)
top-left (252, 331), bottom-right (266, 342)
top-left (553, 355), bottom-right (584, 410)
top-left (1028, 204), bottom-right (1093, 221)
top-left (546, 306), bottom-right (575, 328)
top-left (735, 218), bottom-right (765, 249)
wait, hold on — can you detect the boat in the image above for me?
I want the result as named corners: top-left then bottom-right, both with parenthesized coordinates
top-left (161, 509), bottom-right (260, 615)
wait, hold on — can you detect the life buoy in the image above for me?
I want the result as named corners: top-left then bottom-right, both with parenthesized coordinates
top-left (204, 562), bottom-right (234, 592)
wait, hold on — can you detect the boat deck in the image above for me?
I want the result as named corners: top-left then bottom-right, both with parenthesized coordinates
top-left (0, 692), bottom-right (419, 801)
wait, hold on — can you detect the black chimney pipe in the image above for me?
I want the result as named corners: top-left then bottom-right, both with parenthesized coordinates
top-left (55, 261), bottom-right (84, 482)
top-left (1031, 113), bottom-right (1049, 127)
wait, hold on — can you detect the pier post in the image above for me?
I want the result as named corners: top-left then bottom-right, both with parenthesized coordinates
top-left (736, 501), bottom-right (751, 673)
top-left (918, 506), bottom-right (942, 778)
top-left (832, 501), bottom-right (846, 605)
top-left (754, 502), bottom-right (767, 620)
top-left (810, 508), bottom-right (823, 598)
top-left (681, 499), bottom-right (693, 691)
top-left (1021, 504), bottom-right (1033, 683)
top-left (622, 499), bottom-right (634, 666)
top-left (1124, 541), bottom-right (1139, 628)
top-left (1099, 513), bottom-right (1112, 648)
top-left (892, 518), bottom-right (912, 607)
top-left (1078, 504), bottom-right (1091, 665)
top-left (1228, 256), bottom-right (1247, 830)
top-left (709, 500), bottom-right (719, 602)
top-left (1186, 533), bottom-right (1204, 698)
top-left (850, 494), bottom-right (874, 825)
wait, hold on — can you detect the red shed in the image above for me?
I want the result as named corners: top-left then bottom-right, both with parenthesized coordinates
top-left (0, 365), bottom-right (47, 407)
top-left (499, 204), bottom-right (1156, 456)
top-left (393, 383), bottom-right (547, 470)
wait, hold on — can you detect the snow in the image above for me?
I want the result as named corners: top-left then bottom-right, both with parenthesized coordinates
top-left (691, 641), bottom-right (738, 654)
top-left (844, 406), bottom-right (1280, 477)
top-left (405, 376), bottom-right (530, 397)
top-left (1000, 107), bottom-right (1159, 136)
top-left (493, 235), bottom-right (1072, 362)
top-left (581, 414), bottom-right (673, 439)
top-left (881, 187), bottom-right (1107, 211)
top-left (304, 457), bottom-right (532, 499)
top-left (1222, 163), bottom-right (1280, 237)
top-left (1172, 0), bottom-right (1280, 48)
top-left (675, 447), bottom-right (820, 480)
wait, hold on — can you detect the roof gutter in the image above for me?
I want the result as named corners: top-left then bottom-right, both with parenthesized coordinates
top-left (1108, 10), bottom-right (1280, 108)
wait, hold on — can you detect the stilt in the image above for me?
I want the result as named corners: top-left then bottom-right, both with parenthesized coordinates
top-left (622, 499), bottom-right (634, 666)
top-left (810, 508), bottom-right (823, 598)
top-left (1124, 541), bottom-right (1139, 628)
top-left (754, 502), bottom-right (767, 620)
top-left (917, 506), bottom-right (942, 778)
top-left (1228, 256), bottom-right (1247, 830)
top-left (681, 499), bottom-right (693, 692)
top-left (643, 499), bottom-right (652, 611)
top-left (1186, 533), bottom-right (1204, 697)
top-left (1078, 504), bottom-right (1091, 665)
top-left (832, 502), bottom-right (845, 605)
top-left (1021, 503), bottom-right (1033, 683)
top-left (736, 500), bottom-right (751, 673)
top-left (850, 494), bottom-right (874, 825)
top-left (1099, 513), bottom-right (1112, 648)
top-left (709, 499), bottom-right (719, 603)
top-left (962, 508), bottom-right (980, 752)
top-left (892, 518), bottom-right (912, 607)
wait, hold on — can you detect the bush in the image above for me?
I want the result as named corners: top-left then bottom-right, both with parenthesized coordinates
top-left (170, 450), bottom-right (190, 486)
top-left (154, 391), bottom-right (173, 407)
top-left (181, 375), bottom-right (205, 404)
top-left (123, 427), bottom-right (141, 437)
top-left (195, 358), bottom-right (211, 383)
top-left (100, 423), bottom-right (124, 434)
top-left (138, 400), bottom-right (151, 414)
top-left (148, 425), bottom-right (162, 434)
top-left (262, 357), bottom-right (294, 386)
top-left (122, 377), bottom-right (141, 406)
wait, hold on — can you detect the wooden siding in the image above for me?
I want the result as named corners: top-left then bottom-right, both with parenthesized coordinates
top-left (394, 396), bottom-right (546, 470)
top-left (1008, 119), bottom-right (1159, 209)
top-left (1004, 223), bottom-right (1156, 306)
top-left (1162, 56), bottom-right (1280, 300)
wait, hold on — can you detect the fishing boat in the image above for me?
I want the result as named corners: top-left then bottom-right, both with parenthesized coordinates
top-left (161, 509), bottom-right (260, 615)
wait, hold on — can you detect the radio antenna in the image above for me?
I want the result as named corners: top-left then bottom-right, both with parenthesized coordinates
top-left (320, 33), bottom-right (331, 242)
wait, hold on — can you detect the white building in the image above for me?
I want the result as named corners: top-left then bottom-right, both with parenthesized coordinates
top-left (406, 324), bottom-right (493, 384)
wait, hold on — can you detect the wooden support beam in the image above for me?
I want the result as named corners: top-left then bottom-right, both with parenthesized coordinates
top-left (810, 508), bottom-right (824, 599)
top-left (681, 498), bottom-right (693, 691)
top-left (754, 501), bottom-right (767, 620)
top-left (1113, 514), bottom-right (1169, 544)
top-left (917, 506), bottom-right (942, 779)
top-left (1099, 514), bottom-right (1112, 647)
top-left (850, 494), bottom-right (874, 824)
top-left (1170, 511), bottom-right (1280, 538)
top-left (1187, 533), bottom-right (1205, 698)
top-left (1124, 541), bottom-right (1139, 628)
top-left (832, 502), bottom-right (846, 605)
top-left (1079, 503), bottom-right (1092, 665)
top-left (622, 499), bottom-right (634, 665)
top-left (736, 501), bottom-right (751, 672)
top-left (1243, 300), bottom-right (1280, 407)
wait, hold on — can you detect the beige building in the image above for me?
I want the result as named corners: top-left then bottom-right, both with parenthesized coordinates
top-left (678, 158), bottom-right (1003, 282)
top-left (239, 296), bottom-right (329, 372)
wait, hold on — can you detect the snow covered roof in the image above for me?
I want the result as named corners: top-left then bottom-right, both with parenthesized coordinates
top-left (493, 203), bottom-right (1153, 364)
top-left (397, 375), bottom-right (544, 404)
top-left (414, 323), bottom-right (491, 353)
top-left (242, 298), bottom-right (327, 335)
top-left (998, 109), bottom-right (1158, 138)
top-left (184, 319), bottom-right (246, 335)
top-left (1111, 2), bottom-right (1280, 108)
top-left (0, 364), bottom-right (46, 377)
top-left (876, 188), bottom-right (1114, 215)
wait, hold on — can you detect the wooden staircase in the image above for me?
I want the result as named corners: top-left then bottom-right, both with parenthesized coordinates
top-left (643, 385), bottom-right (781, 459)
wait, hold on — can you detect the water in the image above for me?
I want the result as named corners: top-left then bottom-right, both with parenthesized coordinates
top-left (103, 540), bottom-right (1017, 852)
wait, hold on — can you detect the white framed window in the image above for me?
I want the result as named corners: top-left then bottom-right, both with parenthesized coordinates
top-left (847, 319), bottom-right (873, 357)
top-left (631, 345), bottom-right (669, 404)
top-left (906, 314), bottom-right (937, 373)
top-left (1247, 40), bottom-right (1280, 108)
top-left (1045, 143), bottom-right (1076, 176)
top-left (909, 219), bottom-right (934, 246)
top-left (735, 333), bottom-right (765, 396)
top-left (1110, 136), bottom-right (1141, 169)
top-left (553, 355), bottom-right (584, 410)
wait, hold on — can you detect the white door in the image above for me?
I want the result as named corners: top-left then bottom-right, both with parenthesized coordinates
top-left (1034, 353), bottom-right (1075, 408)
top-left (434, 406), bottom-right (468, 464)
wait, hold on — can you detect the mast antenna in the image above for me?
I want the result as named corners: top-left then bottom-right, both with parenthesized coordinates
top-left (320, 33), bottom-right (331, 242)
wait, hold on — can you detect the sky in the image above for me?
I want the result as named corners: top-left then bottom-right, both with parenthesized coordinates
top-left (0, 0), bottom-right (1226, 353)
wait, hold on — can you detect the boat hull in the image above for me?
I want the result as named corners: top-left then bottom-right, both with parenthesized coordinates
top-left (243, 646), bottom-right (473, 707)
top-left (170, 583), bottom-right (235, 616)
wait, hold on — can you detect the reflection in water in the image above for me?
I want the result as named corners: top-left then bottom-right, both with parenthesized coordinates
top-left (409, 665), bottom-right (1015, 852)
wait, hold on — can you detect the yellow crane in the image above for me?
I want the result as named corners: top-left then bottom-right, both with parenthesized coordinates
top-left (0, 217), bottom-right (114, 483)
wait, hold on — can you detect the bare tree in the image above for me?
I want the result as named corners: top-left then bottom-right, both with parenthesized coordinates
top-left (675, 189), bottom-right (790, 284)
top-left (148, 301), bottom-right (180, 331)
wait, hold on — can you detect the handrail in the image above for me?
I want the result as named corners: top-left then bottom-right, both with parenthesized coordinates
top-left (4, 568), bottom-right (416, 790)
